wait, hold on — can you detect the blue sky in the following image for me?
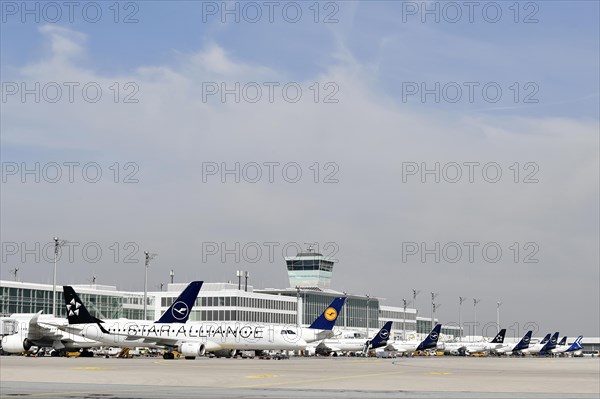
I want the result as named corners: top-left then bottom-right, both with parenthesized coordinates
top-left (1, 1), bottom-right (599, 335)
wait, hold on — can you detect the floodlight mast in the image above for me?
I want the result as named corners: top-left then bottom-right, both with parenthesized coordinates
top-left (430, 292), bottom-right (439, 332)
top-left (143, 251), bottom-right (157, 320)
top-left (53, 237), bottom-right (67, 316)
top-left (473, 298), bottom-right (482, 336)
top-left (458, 296), bottom-right (468, 341)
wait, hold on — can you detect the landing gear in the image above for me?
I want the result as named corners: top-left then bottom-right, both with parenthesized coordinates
top-left (50, 349), bottom-right (66, 357)
top-left (80, 349), bottom-right (94, 357)
top-left (162, 352), bottom-right (175, 360)
top-left (184, 356), bottom-right (196, 360)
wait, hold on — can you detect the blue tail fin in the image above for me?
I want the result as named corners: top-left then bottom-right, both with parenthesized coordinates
top-left (540, 332), bottom-right (560, 353)
top-left (514, 330), bottom-right (533, 351)
top-left (491, 329), bottom-right (506, 344)
top-left (540, 333), bottom-right (551, 345)
top-left (558, 336), bottom-right (567, 346)
top-left (308, 297), bottom-right (346, 330)
top-left (369, 321), bottom-right (393, 349)
top-left (417, 324), bottom-right (442, 351)
top-left (155, 281), bottom-right (203, 323)
top-left (566, 336), bottom-right (583, 352)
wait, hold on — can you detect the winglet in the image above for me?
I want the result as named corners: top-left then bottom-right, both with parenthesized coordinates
top-left (417, 324), bottom-right (442, 351)
top-left (490, 329), bottom-right (506, 344)
top-left (155, 281), bottom-right (203, 323)
top-left (368, 321), bottom-right (393, 349)
top-left (308, 297), bottom-right (346, 330)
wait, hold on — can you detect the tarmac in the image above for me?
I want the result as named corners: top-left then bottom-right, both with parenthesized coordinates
top-left (1, 356), bottom-right (599, 399)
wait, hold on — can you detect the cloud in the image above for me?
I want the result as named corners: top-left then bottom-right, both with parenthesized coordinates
top-left (1, 23), bottom-right (598, 335)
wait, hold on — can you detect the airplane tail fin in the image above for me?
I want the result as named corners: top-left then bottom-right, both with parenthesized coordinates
top-left (541, 332), bottom-right (560, 353)
top-left (491, 329), bottom-right (506, 344)
top-left (63, 286), bottom-right (104, 326)
top-left (368, 321), bottom-right (393, 349)
top-left (540, 333), bottom-right (551, 345)
top-left (515, 330), bottom-right (533, 351)
top-left (566, 336), bottom-right (583, 352)
top-left (308, 297), bottom-right (346, 330)
top-left (417, 324), bottom-right (442, 351)
top-left (155, 281), bottom-right (203, 323)
top-left (558, 336), bottom-right (567, 346)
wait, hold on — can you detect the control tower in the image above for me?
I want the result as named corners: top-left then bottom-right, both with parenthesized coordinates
top-left (285, 245), bottom-right (336, 289)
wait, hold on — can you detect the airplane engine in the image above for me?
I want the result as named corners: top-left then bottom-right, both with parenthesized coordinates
top-left (180, 342), bottom-right (206, 357)
top-left (1, 335), bottom-right (32, 353)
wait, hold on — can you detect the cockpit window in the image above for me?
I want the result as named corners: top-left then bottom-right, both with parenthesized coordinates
top-left (281, 330), bottom-right (296, 335)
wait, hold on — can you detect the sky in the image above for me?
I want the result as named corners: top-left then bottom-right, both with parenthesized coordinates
top-left (1, 1), bottom-right (598, 337)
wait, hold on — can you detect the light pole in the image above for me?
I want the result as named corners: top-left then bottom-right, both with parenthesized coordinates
top-left (143, 251), bottom-right (157, 320)
top-left (169, 269), bottom-right (174, 284)
top-left (402, 298), bottom-right (410, 340)
top-left (496, 301), bottom-right (503, 331)
top-left (430, 292), bottom-right (438, 332)
top-left (236, 270), bottom-right (242, 290)
top-left (53, 237), bottom-right (66, 316)
top-left (366, 294), bottom-right (370, 337)
top-left (412, 289), bottom-right (420, 332)
top-left (473, 298), bottom-right (481, 337)
top-left (459, 296), bottom-right (468, 341)
top-left (11, 267), bottom-right (19, 281)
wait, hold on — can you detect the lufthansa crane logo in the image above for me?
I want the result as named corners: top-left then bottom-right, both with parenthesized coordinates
top-left (324, 307), bottom-right (338, 321)
top-left (379, 329), bottom-right (390, 339)
top-left (171, 301), bottom-right (189, 320)
top-left (430, 332), bottom-right (439, 340)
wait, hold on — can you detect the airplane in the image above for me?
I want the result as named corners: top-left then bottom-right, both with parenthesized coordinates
top-left (520, 332), bottom-right (554, 355)
top-left (385, 324), bottom-right (443, 355)
top-left (444, 329), bottom-right (506, 355)
top-left (0, 281), bottom-right (202, 357)
top-left (547, 336), bottom-right (584, 355)
top-left (538, 332), bottom-right (560, 355)
top-left (494, 330), bottom-right (533, 355)
top-left (313, 321), bottom-right (393, 356)
top-left (55, 287), bottom-right (346, 359)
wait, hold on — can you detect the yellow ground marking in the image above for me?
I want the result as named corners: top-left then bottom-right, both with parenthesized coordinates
top-left (428, 371), bottom-right (451, 375)
top-left (72, 366), bottom-right (112, 370)
top-left (246, 374), bottom-right (279, 379)
top-left (233, 370), bottom-right (404, 389)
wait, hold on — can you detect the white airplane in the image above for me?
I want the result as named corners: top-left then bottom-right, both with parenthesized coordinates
top-left (495, 330), bottom-right (533, 355)
top-left (444, 329), bottom-right (506, 355)
top-left (385, 324), bottom-right (443, 355)
top-left (520, 332), bottom-right (557, 355)
top-left (0, 281), bottom-right (203, 357)
top-left (313, 321), bottom-right (393, 355)
top-left (0, 312), bottom-right (100, 356)
top-left (54, 286), bottom-right (346, 359)
top-left (545, 336), bottom-right (583, 355)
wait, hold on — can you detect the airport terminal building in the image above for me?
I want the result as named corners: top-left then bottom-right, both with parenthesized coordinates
top-left (3, 250), bottom-right (460, 340)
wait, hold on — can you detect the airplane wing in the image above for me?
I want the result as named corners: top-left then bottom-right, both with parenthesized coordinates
top-left (27, 312), bottom-right (63, 341)
top-left (315, 341), bottom-right (343, 353)
top-left (386, 343), bottom-right (408, 353)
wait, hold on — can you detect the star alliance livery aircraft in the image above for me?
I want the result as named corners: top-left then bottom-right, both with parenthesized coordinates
top-left (0, 281), bottom-right (202, 356)
top-left (56, 286), bottom-right (346, 359)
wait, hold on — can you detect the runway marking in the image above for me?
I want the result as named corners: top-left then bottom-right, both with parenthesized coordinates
top-left (246, 374), bottom-right (279, 379)
top-left (428, 371), bottom-right (451, 375)
top-left (233, 370), bottom-right (404, 389)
